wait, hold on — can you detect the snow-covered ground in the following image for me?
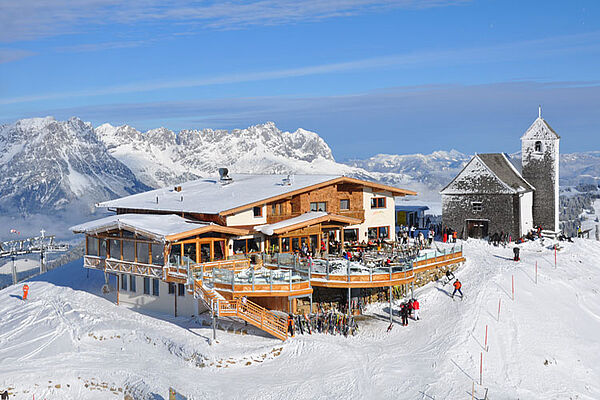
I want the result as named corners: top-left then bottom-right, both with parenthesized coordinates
top-left (1, 239), bottom-right (600, 399)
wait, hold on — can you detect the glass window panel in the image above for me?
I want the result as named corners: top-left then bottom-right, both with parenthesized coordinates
top-left (200, 243), bottom-right (211, 262)
top-left (121, 274), bottom-right (127, 290)
top-left (379, 226), bottom-right (389, 238)
top-left (109, 239), bottom-right (121, 259)
top-left (136, 242), bottom-right (149, 264)
top-left (87, 236), bottom-right (99, 256)
top-left (122, 230), bottom-right (135, 238)
top-left (143, 277), bottom-right (150, 294)
top-left (340, 199), bottom-right (350, 210)
top-left (344, 229), bottom-right (358, 242)
top-left (168, 282), bottom-right (175, 294)
top-left (233, 240), bottom-right (246, 254)
top-left (122, 240), bottom-right (135, 262)
top-left (99, 239), bottom-right (107, 258)
top-left (214, 241), bottom-right (225, 261)
top-left (178, 283), bottom-right (185, 297)
top-left (281, 237), bottom-right (290, 252)
top-left (169, 244), bottom-right (181, 265)
top-left (292, 238), bottom-right (300, 251)
top-left (151, 243), bottom-right (164, 266)
top-left (183, 242), bottom-right (197, 265)
top-left (368, 228), bottom-right (378, 240)
top-left (247, 238), bottom-right (260, 253)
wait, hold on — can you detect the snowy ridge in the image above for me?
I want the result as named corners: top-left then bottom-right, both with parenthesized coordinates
top-left (1, 239), bottom-right (599, 398)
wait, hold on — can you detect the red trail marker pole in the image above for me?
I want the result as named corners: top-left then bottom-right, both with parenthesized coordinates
top-left (512, 275), bottom-right (514, 301)
top-left (485, 324), bottom-right (488, 352)
top-left (498, 298), bottom-right (501, 322)
top-left (480, 352), bottom-right (483, 385)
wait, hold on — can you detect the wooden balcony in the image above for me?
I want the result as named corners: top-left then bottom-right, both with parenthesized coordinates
top-left (338, 209), bottom-right (365, 223)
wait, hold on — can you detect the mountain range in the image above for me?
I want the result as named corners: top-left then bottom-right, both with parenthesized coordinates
top-left (0, 116), bottom-right (598, 239)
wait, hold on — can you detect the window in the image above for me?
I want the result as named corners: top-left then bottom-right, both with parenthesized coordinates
top-left (122, 240), bottom-right (135, 262)
top-left (472, 202), bottom-right (483, 212)
top-left (152, 278), bottom-right (160, 296)
top-left (368, 226), bottom-right (390, 239)
top-left (371, 197), bottom-right (386, 209)
top-left (183, 242), bottom-right (196, 265)
top-left (136, 242), bottom-right (149, 264)
top-left (168, 282), bottom-right (176, 295)
top-left (86, 236), bottom-right (99, 256)
top-left (253, 206), bottom-right (263, 217)
top-left (214, 240), bottom-right (225, 261)
top-left (99, 239), bottom-right (107, 258)
top-left (169, 243), bottom-right (181, 266)
top-left (121, 274), bottom-right (127, 291)
top-left (310, 202), bottom-right (327, 212)
top-left (151, 243), bottom-right (164, 266)
top-left (143, 277), bottom-right (150, 295)
top-left (340, 199), bottom-right (350, 210)
top-left (271, 203), bottom-right (283, 215)
top-left (178, 283), bottom-right (185, 297)
top-left (129, 275), bottom-right (136, 292)
top-left (343, 228), bottom-right (358, 242)
top-left (109, 239), bottom-right (121, 259)
top-left (535, 141), bottom-right (542, 152)
top-left (234, 238), bottom-right (260, 254)
top-left (281, 237), bottom-right (290, 252)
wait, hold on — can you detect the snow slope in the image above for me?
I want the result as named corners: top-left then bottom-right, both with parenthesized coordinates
top-left (1, 239), bottom-right (599, 399)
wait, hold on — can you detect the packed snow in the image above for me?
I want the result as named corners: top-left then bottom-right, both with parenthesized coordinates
top-left (1, 239), bottom-right (600, 399)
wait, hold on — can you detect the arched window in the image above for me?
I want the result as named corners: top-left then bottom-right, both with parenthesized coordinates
top-left (534, 141), bottom-right (542, 152)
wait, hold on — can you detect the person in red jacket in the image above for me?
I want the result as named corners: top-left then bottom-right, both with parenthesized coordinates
top-left (452, 279), bottom-right (463, 300)
top-left (412, 298), bottom-right (420, 320)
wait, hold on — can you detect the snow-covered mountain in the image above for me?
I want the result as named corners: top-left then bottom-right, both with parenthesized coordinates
top-left (0, 117), bottom-right (149, 214)
top-left (95, 121), bottom-right (363, 188)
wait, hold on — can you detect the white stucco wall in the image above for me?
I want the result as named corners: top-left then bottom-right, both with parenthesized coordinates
top-left (226, 206), bottom-right (267, 226)
top-left (345, 189), bottom-right (396, 241)
top-left (117, 275), bottom-right (199, 317)
top-left (519, 191), bottom-right (534, 236)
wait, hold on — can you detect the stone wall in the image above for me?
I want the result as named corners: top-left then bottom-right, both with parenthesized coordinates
top-left (442, 193), bottom-right (520, 238)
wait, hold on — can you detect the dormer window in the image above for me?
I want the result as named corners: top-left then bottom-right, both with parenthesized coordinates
top-left (535, 141), bottom-right (542, 152)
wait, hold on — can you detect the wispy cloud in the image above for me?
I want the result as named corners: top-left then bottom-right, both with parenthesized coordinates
top-left (0, 0), bottom-right (469, 43)
top-left (55, 39), bottom-right (156, 53)
top-left (2, 30), bottom-right (599, 105)
top-left (0, 48), bottom-right (34, 64)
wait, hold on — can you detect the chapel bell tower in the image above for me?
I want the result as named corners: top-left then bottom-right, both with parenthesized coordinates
top-left (521, 106), bottom-right (560, 233)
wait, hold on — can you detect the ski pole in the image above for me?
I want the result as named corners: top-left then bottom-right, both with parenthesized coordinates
top-left (480, 352), bottom-right (483, 385)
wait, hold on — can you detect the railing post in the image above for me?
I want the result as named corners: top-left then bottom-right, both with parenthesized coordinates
top-left (277, 253), bottom-right (280, 269)
top-left (370, 264), bottom-right (372, 282)
top-left (389, 263), bottom-right (392, 283)
top-left (252, 266), bottom-right (255, 292)
top-left (326, 260), bottom-right (330, 281)
top-left (289, 269), bottom-right (292, 291)
top-left (231, 269), bottom-right (235, 292)
top-left (201, 264), bottom-right (204, 282)
top-left (270, 269), bottom-right (273, 292)
top-left (347, 259), bottom-right (351, 283)
top-left (308, 257), bottom-right (312, 281)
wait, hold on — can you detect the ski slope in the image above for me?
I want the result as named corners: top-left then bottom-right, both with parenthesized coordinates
top-left (1, 239), bottom-right (599, 399)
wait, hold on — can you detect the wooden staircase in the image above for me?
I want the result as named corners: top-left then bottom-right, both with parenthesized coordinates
top-left (194, 281), bottom-right (288, 341)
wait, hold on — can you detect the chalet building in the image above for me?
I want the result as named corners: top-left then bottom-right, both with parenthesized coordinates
top-left (72, 173), bottom-right (416, 319)
top-left (441, 111), bottom-right (560, 239)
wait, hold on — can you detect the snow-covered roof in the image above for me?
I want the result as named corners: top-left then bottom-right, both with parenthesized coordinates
top-left (255, 212), bottom-right (361, 235)
top-left (441, 153), bottom-right (534, 195)
top-left (70, 214), bottom-right (208, 241)
top-left (521, 117), bottom-right (560, 140)
top-left (97, 174), bottom-right (416, 215)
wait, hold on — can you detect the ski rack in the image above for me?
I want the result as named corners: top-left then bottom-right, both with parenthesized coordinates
top-left (0, 231), bottom-right (69, 259)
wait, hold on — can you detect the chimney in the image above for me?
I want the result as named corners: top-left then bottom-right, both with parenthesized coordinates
top-left (218, 167), bottom-right (233, 184)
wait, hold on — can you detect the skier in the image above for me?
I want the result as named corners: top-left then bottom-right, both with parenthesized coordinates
top-left (1, 390), bottom-right (8, 400)
top-left (412, 298), bottom-right (420, 320)
top-left (287, 314), bottom-right (295, 337)
top-left (400, 303), bottom-right (409, 326)
top-left (452, 279), bottom-right (463, 300)
top-left (22, 284), bottom-right (29, 301)
top-left (513, 246), bottom-right (520, 261)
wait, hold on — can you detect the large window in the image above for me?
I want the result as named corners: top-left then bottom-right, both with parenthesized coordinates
top-left (370, 197), bottom-right (386, 209)
top-left (122, 240), bottom-right (135, 262)
top-left (143, 277), bottom-right (150, 295)
top-left (214, 241), bottom-right (225, 261)
top-left (168, 282), bottom-right (176, 295)
top-left (129, 275), bottom-right (136, 292)
top-left (271, 203), bottom-right (283, 215)
top-left (151, 243), bottom-right (164, 266)
top-left (340, 199), bottom-right (350, 210)
top-left (99, 239), bottom-right (107, 258)
top-left (109, 239), bottom-right (121, 259)
top-left (253, 206), bottom-right (263, 217)
top-left (178, 283), bottom-right (185, 297)
top-left (169, 244), bottom-right (181, 265)
top-left (368, 226), bottom-right (389, 239)
top-left (183, 243), bottom-right (196, 266)
top-left (121, 274), bottom-right (127, 291)
top-left (233, 238), bottom-right (261, 254)
top-left (136, 242), bottom-right (149, 264)
top-left (343, 229), bottom-right (358, 242)
top-left (87, 236), bottom-right (98, 256)
top-left (281, 237), bottom-right (290, 252)
top-left (292, 237), bottom-right (300, 252)
top-left (310, 202), bottom-right (327, 212)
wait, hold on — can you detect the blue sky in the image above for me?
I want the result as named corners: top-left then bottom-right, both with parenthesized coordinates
top-left (1, 0), bottom-right (599, 159)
